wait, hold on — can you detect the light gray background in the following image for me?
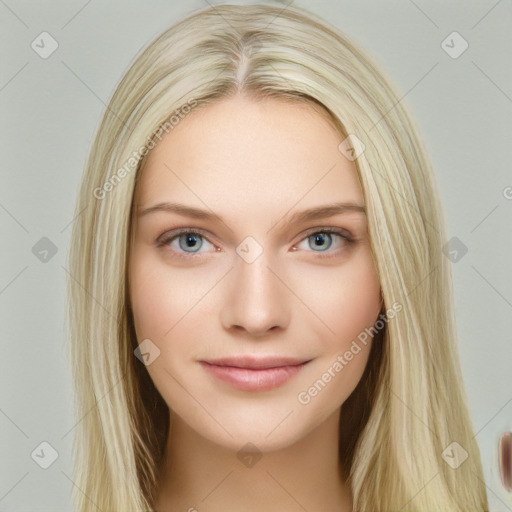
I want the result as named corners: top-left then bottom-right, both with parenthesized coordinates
top-left (1, 0), bottom-right (511, 510)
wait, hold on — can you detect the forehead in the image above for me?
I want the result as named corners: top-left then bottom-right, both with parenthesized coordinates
top-left (133, 94), bottom-right (363, 217)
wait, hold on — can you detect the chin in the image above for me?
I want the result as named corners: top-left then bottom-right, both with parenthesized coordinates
top-left (173, 399), bottom-right (338, 455)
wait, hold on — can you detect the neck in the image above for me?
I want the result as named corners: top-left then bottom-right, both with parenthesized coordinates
top-left (154, 408), bottom-right (352, 512)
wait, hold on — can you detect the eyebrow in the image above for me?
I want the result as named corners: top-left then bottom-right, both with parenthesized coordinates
top-left (136, 201), bottom-right (366, 225)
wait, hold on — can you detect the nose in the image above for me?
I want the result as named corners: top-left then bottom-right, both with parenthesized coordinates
top-left (220, 251), bottom-right (291, 337)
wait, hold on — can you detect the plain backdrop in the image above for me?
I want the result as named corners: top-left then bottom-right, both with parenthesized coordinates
top-left (1, 0), bottom-right (511, 510)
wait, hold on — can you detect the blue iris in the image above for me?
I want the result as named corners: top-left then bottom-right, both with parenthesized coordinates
top-left (308, 233), bottom-right (333, 251)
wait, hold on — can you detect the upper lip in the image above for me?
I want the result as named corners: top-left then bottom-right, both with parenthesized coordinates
top-left (201, 356), bottom-right (311, 369)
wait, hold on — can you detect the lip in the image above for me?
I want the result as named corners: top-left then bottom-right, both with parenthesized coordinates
top-left (199, 355), bottom-right (310, 391)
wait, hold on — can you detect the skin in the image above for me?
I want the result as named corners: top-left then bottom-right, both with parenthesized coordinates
top-left (128, 94), bottom-right (382, 512)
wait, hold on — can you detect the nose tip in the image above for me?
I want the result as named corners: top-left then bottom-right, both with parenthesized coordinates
top-left (220, 253), bottom-right (290, 337)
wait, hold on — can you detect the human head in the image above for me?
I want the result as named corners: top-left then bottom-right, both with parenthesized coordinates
top-left (67, 4), bottom-right (488, 511)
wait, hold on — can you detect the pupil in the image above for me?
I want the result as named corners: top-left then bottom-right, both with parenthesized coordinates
top-left (179, 233), bottom-right (202, 252)
top-left (311, 233), bottom-right (331, 251)
top-left (315, 234), bottom-right (325, 246)
top-left (186, 235), bottom-right (197, 247)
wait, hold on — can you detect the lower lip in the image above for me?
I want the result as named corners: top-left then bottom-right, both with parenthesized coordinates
top-left (200, 362), bottom-right (308, 391)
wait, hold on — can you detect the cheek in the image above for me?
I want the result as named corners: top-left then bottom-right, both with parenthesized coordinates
top-left (128, 249), bottom-right (213, 397)
top-left (128, 247), bottom-right (220, 340)
top-left (293, 247), bottom-right (381, 347)
top-left (129, 254), bottom-right (169, 340)
top-left (293, 251), bottom-right (381, 412)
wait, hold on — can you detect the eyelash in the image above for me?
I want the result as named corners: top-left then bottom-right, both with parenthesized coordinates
top-left (156, 227), bottom-right (355, 261)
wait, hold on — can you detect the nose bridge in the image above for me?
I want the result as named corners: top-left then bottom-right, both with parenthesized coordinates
top-left (221, 245), bottom-right (290, 335)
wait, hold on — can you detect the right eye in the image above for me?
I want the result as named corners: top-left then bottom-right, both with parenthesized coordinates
top-left (157, 229), bottom-right (218, 258)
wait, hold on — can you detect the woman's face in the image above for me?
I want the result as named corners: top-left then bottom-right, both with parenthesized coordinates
top-left (129, 94), bottom-right (382, 452)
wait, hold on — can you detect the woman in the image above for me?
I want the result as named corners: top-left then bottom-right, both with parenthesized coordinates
top-left (67, 3), bottom-right (488, 511)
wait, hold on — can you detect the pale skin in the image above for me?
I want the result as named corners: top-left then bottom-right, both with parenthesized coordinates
top-left (128, 94), bottom-right (382, 511)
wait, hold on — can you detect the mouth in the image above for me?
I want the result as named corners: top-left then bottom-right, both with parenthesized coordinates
top-left (199, 355), bottom-right (311, 391)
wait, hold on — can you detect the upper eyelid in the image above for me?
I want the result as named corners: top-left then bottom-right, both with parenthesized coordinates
top-left (157, 227), bottom-right (212, 243)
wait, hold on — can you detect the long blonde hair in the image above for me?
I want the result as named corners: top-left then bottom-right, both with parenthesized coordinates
top-left (66, 3), bottom-right (488, 510)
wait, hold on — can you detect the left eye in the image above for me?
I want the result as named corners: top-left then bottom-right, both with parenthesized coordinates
top-left (295, 231), bottom-right (347, 252)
